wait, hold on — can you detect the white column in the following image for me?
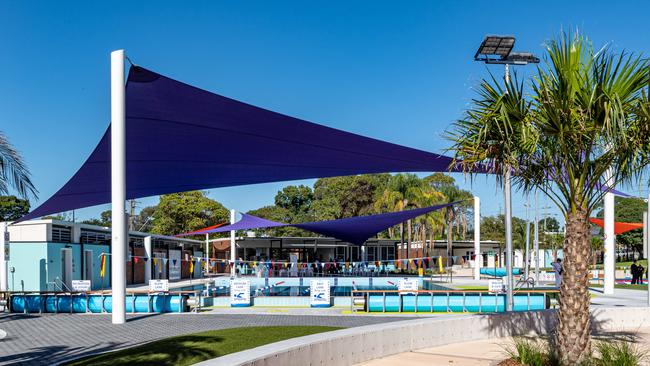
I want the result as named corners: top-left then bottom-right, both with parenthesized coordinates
top-left (205, 233), bottom-right (210, 275)
top-left (643, 211), bottom-right (647, 260)
top-left (110, 49), bottom-right (127, 324)
top-left (603, 171), bottom-right (615, 295)
top-left (0, 222), bottom-right (7, 291)
top-left (534, 191), bottom-right (540, 284)
top-left (504, 170), bottom-right (514, 311)
top-left (473, 196), bottom-right (481, 280)
top-left (144, 236), bottom-right (152, 284)
top-left (230, 209), bottom-right (236, 276)
top-left (646, 195), bottom-right (650, 306)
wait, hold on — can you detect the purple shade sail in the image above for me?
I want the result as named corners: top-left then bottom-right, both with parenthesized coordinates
top-left (202, 202), bottom-right (458, 245)
top-left (20, 66), bottom-right (457, 222)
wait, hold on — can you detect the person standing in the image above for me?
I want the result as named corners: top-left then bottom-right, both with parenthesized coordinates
top-left (551, 258), bottom-right (563, 287)
top-left (631, 260), bottom-right (639, 284)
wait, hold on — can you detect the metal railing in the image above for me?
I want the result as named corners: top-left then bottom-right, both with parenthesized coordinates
top-left (350, 289), bottom-right (558, 314)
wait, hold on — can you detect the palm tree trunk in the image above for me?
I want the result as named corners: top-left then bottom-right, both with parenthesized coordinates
top-left (555, 207), bottom-right (592, 365)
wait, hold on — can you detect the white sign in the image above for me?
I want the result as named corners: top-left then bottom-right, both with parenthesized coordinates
top-left (71, 280), bottom-right (91, 292)
top-left (592, 269), bottom-right (600, 279)
top-left (149, 279), bottom-right (169, 292)
top-left (168, 250), bottom-right (181, 280)
top-left (488, 280), bottom-right (504, 293)
top-left (310, 280), bottom-right (331, 308)
top-left (398, 278), bottom-right (419, 294)
top-left (539, 271), bottom-right (556, 282)
top-left (230, 279), bottom-right (251, 307)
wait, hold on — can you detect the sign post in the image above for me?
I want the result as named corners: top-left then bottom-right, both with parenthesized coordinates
top-left (230, 279), bottom-right (251, 307)
top-left (71, 280), bottom-right (91, 292)
top-left (398, 278), bottom-right (418, 294)
top-left (310, 279), bottom-right (331, 308)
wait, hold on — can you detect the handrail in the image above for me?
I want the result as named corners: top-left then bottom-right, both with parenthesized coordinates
top-left (1, 289), bottom-right (199, 296)
top-left (351, 289), bottom-right (558, 294)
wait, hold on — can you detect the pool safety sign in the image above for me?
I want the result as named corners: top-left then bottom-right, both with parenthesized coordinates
top-left (71, 280), bottom-right (91, 292)
top-left (230, 279), bottom-right (251, 307)
top-left (488, 280), bottom-right (504, 293)
top-left (149, 279), bottom-right (169, 292)
top-left (310, 280), bottom-right (331, 308)
top-left (398, 278), bottom-right (418, 294)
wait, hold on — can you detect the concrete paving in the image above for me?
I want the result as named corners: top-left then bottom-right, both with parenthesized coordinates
top-left (356, 328), bottom-right (650, 366)
top-left (0, 313), bottom-right (413, 366)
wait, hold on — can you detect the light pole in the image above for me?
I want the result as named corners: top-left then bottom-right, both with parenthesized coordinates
top-left (474, 35), bottom-right (539, 311)
top-left (524, 198), bottom-right (531, 278)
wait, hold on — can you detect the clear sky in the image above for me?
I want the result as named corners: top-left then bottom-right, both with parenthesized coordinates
top-left (1, 0), bottom-right (649, 225)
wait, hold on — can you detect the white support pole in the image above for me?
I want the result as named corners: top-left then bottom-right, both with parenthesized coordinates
top-left (0, 222), bottom-right (7, 291)
top-left (110, 49), bottom-right (127, 324)
top-left (524, 198), bottom-right (530, 278)
top-left (603, 169), bottom-right (615, 295)
top-left (503, 63), bottom-right (513, 311)
top-left (230, 209), bottom-right (236, 276)
top-left (534, 191), bottom-right (540, 285)
top-left (646, 195), bottom-right (650, 306)
top-left (205, 233), bottom-right (210, 275)
top-left (144, 236), bottom-right (152, 284)
top-left (643, 211), bottom-right (648, 260)
top-left (473, 196), bottom-right (481, 281)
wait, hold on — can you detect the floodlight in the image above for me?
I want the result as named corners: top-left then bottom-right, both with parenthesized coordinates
top-left (505, 52), bottom-right (540, 65)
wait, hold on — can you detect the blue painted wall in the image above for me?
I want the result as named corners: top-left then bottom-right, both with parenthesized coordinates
top-left (83, 244), bottom-right (111, 290)
top-left (7, 243), bottom-right (48, 291)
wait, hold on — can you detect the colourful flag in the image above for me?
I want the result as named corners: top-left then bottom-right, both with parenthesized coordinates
top-left (134, 256), bottom-right (139, 264)
top-left (153, 258), bottom-right (158, 266)
top-left (189, 260), bottom-right (194, 273)
top-left (100, 254), bottom-right (107, 278)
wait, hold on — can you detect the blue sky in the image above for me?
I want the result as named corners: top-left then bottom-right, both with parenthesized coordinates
top-left (1, 0), bottom-right (649, 225)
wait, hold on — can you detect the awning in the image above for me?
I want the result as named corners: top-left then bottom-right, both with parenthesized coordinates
top-left (589, 217), bottom-right (644, 235)
top-left (197, 202), bottom-right (458, 245)
top-left (20, 66), bottom-right (459, 222)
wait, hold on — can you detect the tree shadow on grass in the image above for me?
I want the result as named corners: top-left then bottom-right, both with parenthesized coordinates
top-left (67, 334), bottom-right (228, 366)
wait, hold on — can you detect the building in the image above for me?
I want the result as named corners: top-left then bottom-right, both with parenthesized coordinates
top-left (5, 219), bottom-right (204, 292)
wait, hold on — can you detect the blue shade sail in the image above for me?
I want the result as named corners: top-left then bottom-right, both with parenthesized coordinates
top-left (20, 66), bottom-right (457, 222)
top-left (201, 202), bottom-right (458, 245)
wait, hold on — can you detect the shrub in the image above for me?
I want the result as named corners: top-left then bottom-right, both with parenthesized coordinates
top-left (505, 338), bottom-right (555, 366)
top-left (594, 340), bottom-right (646, 366)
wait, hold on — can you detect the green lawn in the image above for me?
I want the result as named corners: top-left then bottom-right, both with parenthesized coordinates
top-left (65, 326), bottom-right (341, 366)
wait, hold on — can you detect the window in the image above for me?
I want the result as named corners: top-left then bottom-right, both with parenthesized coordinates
top-left (80, 230), bottom-right (110, 245)
top-left (52, 225), bottom-right (72, 243)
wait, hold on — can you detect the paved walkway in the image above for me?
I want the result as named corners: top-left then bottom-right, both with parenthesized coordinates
top-left (356, 327), bottom-right (650, 366)
top-left (0, 313), bottom-right (411, 366)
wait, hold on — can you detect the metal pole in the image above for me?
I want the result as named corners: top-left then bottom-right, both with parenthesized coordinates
top-left (525, 198), bottom-right (530, 278)
top-left (205, 233), bottom-right (210, 275)
top-left (534, 191), bottom-right (540, 285)
top-left (646, 195), bottom-right (650, 306)
top-left (474, 196), bottom-right (481, 281)
top-left (643, 211), bottom-right (647, 260)
top-left (110, 49), bottom-right (127, 324)
top-left (0, 222), bottom-right (7, 291)
top-left (144, 236), bottom-right (152, 284)
top-left (230, 209), bottom-right (236, 276)
top-left (503, 63), bottom-right (514, 311)
top-left (603, 169), bottom-right (615, 295)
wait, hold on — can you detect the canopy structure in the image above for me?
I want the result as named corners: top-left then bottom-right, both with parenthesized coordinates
top-left (174, 223), bottom-right (227, 237)
top-left (19, 66), bottom-right (462, 222)
top-left (589, 217), bottom-right (644, 235)
top-left (195, 202), bottom-right (457, 245)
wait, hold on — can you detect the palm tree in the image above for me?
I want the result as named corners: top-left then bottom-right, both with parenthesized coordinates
top-left (0, 131), bottom-right (36, 200)
top-left (447, 32), bottom-right (649, 364)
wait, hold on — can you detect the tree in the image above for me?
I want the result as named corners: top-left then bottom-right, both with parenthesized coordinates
top-left (151, 191), bottom-right (229, 236)
top-left (424, 173), bottom-right (473, 264)
top-left (0, 195), bottom-right (30, 220)
top-left (312, 174), bottom-right (389, 220)
top-left (82, 210), bottom-right (112, 227)
top-left (0, 131), bottom-right (37, 200)
top-left (447, 32), bottom-right (650, 363)
top-left (132, 206), bottom-right (156, 232)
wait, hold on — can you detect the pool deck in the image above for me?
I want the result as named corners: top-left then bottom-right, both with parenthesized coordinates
top-left (355, 327), bottom-right (650, 366)
top-left (0, 313), bottom-right (417, 366)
